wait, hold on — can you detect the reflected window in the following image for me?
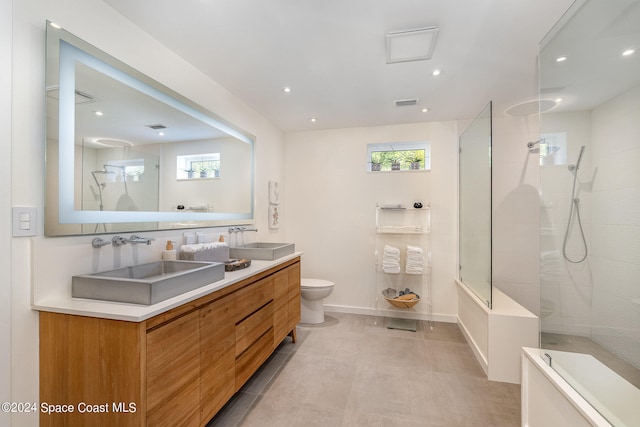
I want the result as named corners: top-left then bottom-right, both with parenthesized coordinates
top-left (177, 153), bottom-right (220, 179)
top-left (539, 133), bottom-right (567, 166)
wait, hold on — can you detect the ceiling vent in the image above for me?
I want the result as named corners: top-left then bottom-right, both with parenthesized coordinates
top-left (395, 98), bottom-right (419, 107)
top-left (146, 124), bottom-right (167, 130)
top-left (386, 26), bottom-right (439, 64)
top-left (45, 86), bottom-right (95, 104)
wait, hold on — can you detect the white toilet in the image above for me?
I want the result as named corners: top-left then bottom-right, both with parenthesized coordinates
top-left (300, 278), bottom-right (334, 324)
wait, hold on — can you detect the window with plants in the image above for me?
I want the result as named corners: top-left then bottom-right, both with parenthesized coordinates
top-left (176, 153), bottom-right (221, 180)
top-left (367, 142), bottom-right (431, 172)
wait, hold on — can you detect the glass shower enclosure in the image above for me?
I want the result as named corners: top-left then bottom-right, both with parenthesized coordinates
top-left (459, 101), bottom-right (492, 308)
top-left (538, 0), bottom-right (640, 424)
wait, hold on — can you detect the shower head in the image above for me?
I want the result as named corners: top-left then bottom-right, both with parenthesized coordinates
top-left (527, 140), bottom-right (541, 149)
top-left (568, 145), bottom-right (586, 173)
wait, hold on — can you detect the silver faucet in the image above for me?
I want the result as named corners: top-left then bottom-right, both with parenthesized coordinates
top-left (91, 237), bottom-right (111, 248)
top-left (111, 235), bottom-right (128, 247)
top-left (128, 234), bottom-right (156, 245)
top-left (228, 226), bottom-right (258, 233)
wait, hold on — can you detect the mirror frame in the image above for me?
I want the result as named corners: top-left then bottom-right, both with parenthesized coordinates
top-left (45, 21), bottom-right (255, 234)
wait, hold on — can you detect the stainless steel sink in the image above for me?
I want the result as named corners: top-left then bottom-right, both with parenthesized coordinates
top-left (229, 242), bottom-right (295, 260)
top-left (72, 260), bottom-right (225, 305)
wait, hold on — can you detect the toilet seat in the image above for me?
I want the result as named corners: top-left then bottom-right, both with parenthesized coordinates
top-left (301, 278), bottom-right (334, 289)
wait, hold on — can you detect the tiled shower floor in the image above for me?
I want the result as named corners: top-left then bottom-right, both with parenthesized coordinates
top-left (208, 313), bottom-right (521, 426)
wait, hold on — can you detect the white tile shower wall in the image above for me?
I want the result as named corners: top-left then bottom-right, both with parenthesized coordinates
top-left (539, 111), bottom-right (594, 336)
top-left (590, 84), bottom-right (640, 368)
top-left (11, 1), bottom-right (287, 424)
top-left (283, 122), bottom-right (459, 320)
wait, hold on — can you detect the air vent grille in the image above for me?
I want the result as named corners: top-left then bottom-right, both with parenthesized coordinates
top-left (146, 124), bottom-right (167, 130)
top-left (395, 98), bottom-right (419, 107)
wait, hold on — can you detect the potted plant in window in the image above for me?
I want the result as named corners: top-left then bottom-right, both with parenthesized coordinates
top-left (370, 153), bottom-right (382, 171)
top-left (406, 152), bottom-right (424, 170)
top-left (197, 165), bottom-right (210, 178)
top-left (390, 151), bottom-right (401, 170)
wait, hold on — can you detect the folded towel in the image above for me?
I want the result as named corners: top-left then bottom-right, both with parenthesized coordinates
top-left (383, 264), bottom-right (401, 274)
top-left (405, 245), bottom-right (424, 274)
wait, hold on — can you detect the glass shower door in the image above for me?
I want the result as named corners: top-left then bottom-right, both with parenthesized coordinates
top-left (459, 101), bottom-right (492, 308)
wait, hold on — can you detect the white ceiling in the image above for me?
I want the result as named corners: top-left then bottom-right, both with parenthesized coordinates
top-left (103, 0), bottom-right (575, 132)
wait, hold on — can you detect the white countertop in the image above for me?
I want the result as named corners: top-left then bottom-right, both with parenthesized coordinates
top-left (32, 252), bottom-right (302, 323)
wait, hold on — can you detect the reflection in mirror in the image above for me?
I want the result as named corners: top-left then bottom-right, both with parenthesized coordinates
top-left (458, 101), bottom-right (492, 308)
top-left (45, 22), bottom-right (255, 236)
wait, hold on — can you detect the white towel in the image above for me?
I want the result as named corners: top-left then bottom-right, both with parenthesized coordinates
top-left (383, 245), bottom-right (401, 273)
top-left (405, 245), bottom-right (424, 274)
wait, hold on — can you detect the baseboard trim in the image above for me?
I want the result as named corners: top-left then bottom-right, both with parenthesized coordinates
top-left (323, 304), bottom-right (457, 324)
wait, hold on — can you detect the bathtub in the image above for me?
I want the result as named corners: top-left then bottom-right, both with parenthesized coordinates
top-left (522, 347), bottom-right (639, 426)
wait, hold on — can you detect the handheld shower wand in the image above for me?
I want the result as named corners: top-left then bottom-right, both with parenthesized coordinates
top-left (562, 145), bottom-right (588, 263)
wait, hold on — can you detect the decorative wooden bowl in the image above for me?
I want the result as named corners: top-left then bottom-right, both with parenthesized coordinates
top-left (224, 259), bottom-right (251, 271)
top-left (382, 288), bottom-right (420, 308)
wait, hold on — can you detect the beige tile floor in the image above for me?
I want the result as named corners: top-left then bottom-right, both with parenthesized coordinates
top-left (208, 313), bottom-right (521, 427)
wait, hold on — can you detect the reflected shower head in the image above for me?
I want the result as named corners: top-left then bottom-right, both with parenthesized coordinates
top-left (568, 146), bottom-right (586, 173)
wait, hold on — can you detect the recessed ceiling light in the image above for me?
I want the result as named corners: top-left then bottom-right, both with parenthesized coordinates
top-left (622, 49), bottom-right (635, 57)
top-left (555, 98), bottom-right (564, 103)
top-left (94, 111), bottom-right (103, 116)
top-left (309, 118), bottom-right (317, 123)
top-left (422, 108), bottom-right (430, 113)
top-left (432, 69), bottom-right (441, 76)
top-left (157, 132), bottom-right (165, 136)
top-left (556, 56), bottom-right (567, 62)
top-left (283, 87), bottom-right (292, 93)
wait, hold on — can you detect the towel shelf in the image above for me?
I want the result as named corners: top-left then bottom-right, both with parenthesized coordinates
top-left (374, 203), bottom-right (432, 331)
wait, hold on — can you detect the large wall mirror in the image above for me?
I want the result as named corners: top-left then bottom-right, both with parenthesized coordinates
top-left (45, 22), bottom-right (255, 236)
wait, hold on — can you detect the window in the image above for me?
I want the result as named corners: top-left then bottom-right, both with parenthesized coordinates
top-left (539, 133), bottom-right (567, 167)
top-left (367, 142), bottom-right (431, 172)
top-left (176, 153), bottom-right (221, 179)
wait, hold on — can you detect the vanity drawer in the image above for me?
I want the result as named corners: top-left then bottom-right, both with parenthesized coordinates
top-left (235, 301), bottom-right (274, 357)
top-left (235, 327), bottom-right (274, 390)
top-left (234, 276), bottom-right (274, 323)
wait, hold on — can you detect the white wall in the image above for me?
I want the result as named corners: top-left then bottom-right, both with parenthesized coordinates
top-left (10, 1), bottom-right (285, 426)
top-left (283, 122), bottom-right (459, 321)
top-left (1, 0), bottom-right (12, 425)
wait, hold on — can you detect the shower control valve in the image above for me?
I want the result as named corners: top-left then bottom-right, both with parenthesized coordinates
top-left (111, 235), bottom-right (128, 247)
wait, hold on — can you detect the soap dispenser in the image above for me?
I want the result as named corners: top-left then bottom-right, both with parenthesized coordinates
top-left (162, 240), bottom-right (177, 261)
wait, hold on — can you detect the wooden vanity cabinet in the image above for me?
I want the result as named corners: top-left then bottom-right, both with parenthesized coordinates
top-left (199, 291), bottom-right (237, 423)
top-left (146, 310), bottom-right (200, 427)
top-left (39, 257), bottom-right (300, 427)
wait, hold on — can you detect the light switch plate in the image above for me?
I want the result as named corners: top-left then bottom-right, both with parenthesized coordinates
top-left (12, 207), bottom-right (37, 237)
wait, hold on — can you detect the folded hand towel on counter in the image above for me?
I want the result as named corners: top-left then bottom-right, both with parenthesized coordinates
top-left (180, 242), bottom-right (229, 262)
